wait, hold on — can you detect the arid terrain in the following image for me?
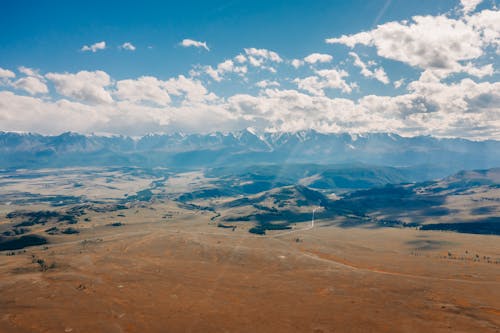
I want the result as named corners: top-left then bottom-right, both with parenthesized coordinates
top-left (2, 0), bottom-right (500, 331)
top-left (0, 167), bottom-right (499, 333)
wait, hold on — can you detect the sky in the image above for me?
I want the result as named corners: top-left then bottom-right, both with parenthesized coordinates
top-left (0, 0), bottom-right (499, 139)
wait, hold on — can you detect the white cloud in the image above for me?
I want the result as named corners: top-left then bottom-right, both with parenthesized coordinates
top-left (205, 66), bottom-right (222, 82)
top-left (218, 59), bottom-right (235, 72)
top-left (303, 53), bottom-right (333, 64)
top-left (18, 66), bottom-right (42, 78)
top-left (466, 9), bottom-right (500, 54)
top-left (3, 67), bottom-right (48, 95)
top-left (120, 42), bottom-right (136, 51)
top-left (349, 52), bottom-right (389, 84)
top-left (244, 48), bottom-right (283, 66)
top-left (247, 56), bottom-right (263, 67)
top-left (45, 70), bottom-right (113, 104)
top-left (163, 75), bottom-right (217, 103)
top-left (290, 59), bottom-right (304, 68)
top-left (460, 0), bottom-right (482, 14)
top-left (234, 54), bottom-right (247, 63)
top-left (180, 39), bottom-right (210, 51)
top-left (316, 69), bottom-right (355, 93)
top-left (255, 80), bottom-right (280, 88)
top-left (229, 77), bottom-right (499, 139)
top-left (0, 67), bottom-right (15, 79)
top-left (1, 69), bottom-right (499, 138)
top-left (204, 59), bottom-right (248, 82)
top-left (81, 41), bottom-right (106, 53)
top-left (326, 12), bottom-right (496, 78)
top-left (115, 76), bottom-right (171, 106)
top-left (227, 89), bottom-right (360, 133)
top-left (294, 69), bottom-right (353, 95)
top-left (326, 31), bottom-right (372, 48)
top-left (460, 63), bottom-right (493, 77)
top-left (372, 68), bottom-right (390, 84)
top-left (13, 76), bottom-right (48, 95)
top-left (0, 91), bottom-right (109, 134)
top-left (393, 78), bottom-right (405, 89)
top-left (0, 75), bottom-right (227, 136)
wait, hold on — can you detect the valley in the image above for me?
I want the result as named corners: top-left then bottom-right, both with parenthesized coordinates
top-left (0, 165), bottom-right (499, 332)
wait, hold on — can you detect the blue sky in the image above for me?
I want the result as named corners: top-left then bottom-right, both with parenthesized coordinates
top-left (0, 0), bottom-right (499, 138)
top-left (0, 1), bottom-right (456, 77)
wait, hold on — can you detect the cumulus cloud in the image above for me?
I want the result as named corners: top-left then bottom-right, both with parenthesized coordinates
top-left (217, 59), bottom-right (235, 73)
top-left (2, 67), bottom-right (49, 95)
top-left (255, 80), bottom-right (280, 88)
top-left (290, 59), bottom-right (304, 68)
top-left (45, 70), bottom-right (113, 104)
top-left (234, 54), bottom-right (246, 63)
top-left (227, 74), bottom-right (500, 138)
top-left (294, 69), bottom-right (353, 95)
top-left (362, 76), bottom-right (500, 138)
top-left (227, 89), bottom-right (361, 133)
top-left (204, 66), bottom-right (221, 82)
top-left (393, 79), bottom-right (405, 89)
top-left (303, 53), bottom-right (333, 64)
top-left (0, 73), bottom-right (229, 135)
top-left (163, 75), bottom-right (217, 103)
top-left (244, 48), bottom-right (282, 69)
top-left (349, 52), bottom-right (389, 84)
top-left (18, 66), bottom-right (43, 78)
top-left (205, 59), bottom-right (248, 82)
top-left (0, 68), bottom-right (499, 138)
top-left (244, 48), bottom-right (282, 62)
top-left (81, 41), bottom-right (106, 53)
top-left (466, 9), bottom-right (500, 55)
top-left (326, 11), bottom-right (497, 78)
top-left (13, 76), bottom-right (48, 95)
top-left (0, 91), bottom-right (110, 134)
top-left (115, 76), bottom-right (171, 106)
top-left (0, 67), bottom-right (15, 79)
top-left (180, 39), bottom-right (210, 51)
top-left (460, 0), bottom-right (482, 14)
top-left (120, 42), bottom-right (136, 51)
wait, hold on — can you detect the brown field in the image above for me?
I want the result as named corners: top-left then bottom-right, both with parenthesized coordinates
top-left (1, 207), bottom-right (499, 333)
top-left (0, 168), bottom-right (499, 332)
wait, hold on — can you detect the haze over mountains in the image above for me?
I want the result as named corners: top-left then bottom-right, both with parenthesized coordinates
top-left (1, 130), bottom-right (499, 174)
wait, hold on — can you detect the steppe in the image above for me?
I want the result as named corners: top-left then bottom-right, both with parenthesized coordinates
top-left (0, 168), bottom-right (498, 333)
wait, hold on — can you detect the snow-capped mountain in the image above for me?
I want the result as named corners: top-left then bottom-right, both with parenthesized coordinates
top-left (0, 130), bottom-right (499, 172)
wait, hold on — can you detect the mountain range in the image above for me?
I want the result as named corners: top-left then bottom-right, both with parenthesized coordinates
top-left (1, 130), bottom-right (499, 175)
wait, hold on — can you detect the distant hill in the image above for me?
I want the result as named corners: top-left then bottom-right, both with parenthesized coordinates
top-left (205, 163), bottom-right (441, 194)
top-left (179, 166), bottom-right (499, 235)
top-left (0, 131), bottom-right (499, 175)
top-left (327, 168), bottom-right (500, 234)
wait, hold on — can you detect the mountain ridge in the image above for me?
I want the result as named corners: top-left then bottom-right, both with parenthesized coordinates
top-left (1, 130), bottom-right (499, 172)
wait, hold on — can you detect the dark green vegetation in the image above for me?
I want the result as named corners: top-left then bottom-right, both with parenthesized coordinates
top-left (125, 189), bottom-right (153, 202)
top-left (420, 218), bottom-right (500, 235)
top-left (248, 222), bottom-right (292, 235)
top-left (216, 223), bottom-right (236, 230)
top-left (107, 222), bottom-right (124, 227)
top-left (61, 227), bottom-right (79, 234)
top-left (0, 204), bottom-right (135, 251)
top-left (7, 210), bottom-right (79, 227)
top-left (0, 235), bottom-right (47, 251)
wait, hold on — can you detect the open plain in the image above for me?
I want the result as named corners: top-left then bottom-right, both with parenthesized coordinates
top-left (0, 168), bottom-right (499, 333)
